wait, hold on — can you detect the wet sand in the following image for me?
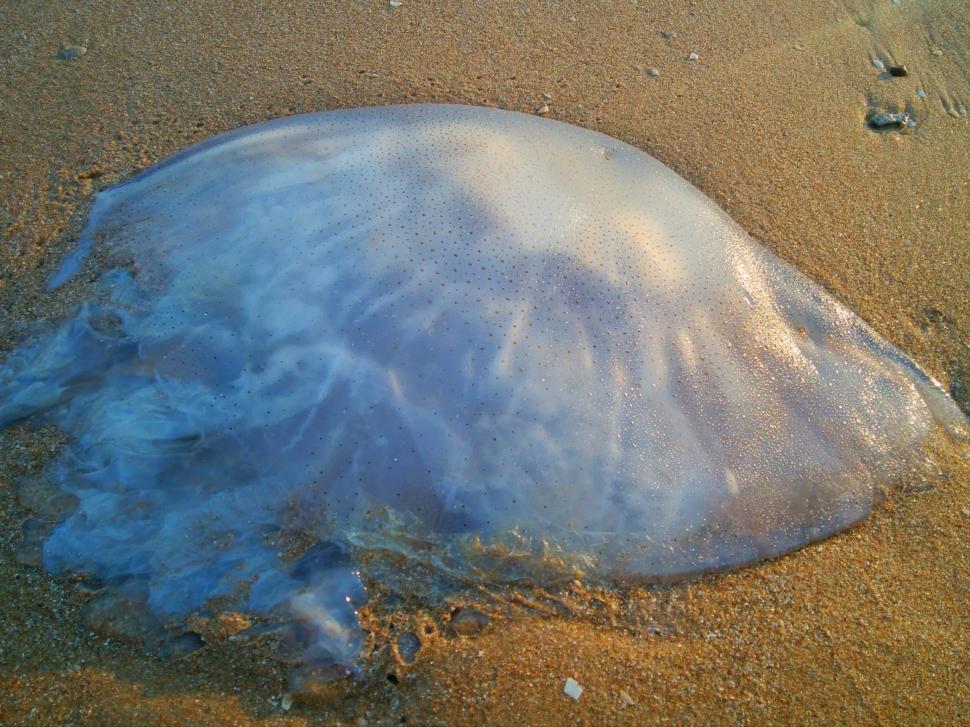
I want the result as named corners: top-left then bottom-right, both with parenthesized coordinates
top-left (1, 1), bottom-right (968, 724)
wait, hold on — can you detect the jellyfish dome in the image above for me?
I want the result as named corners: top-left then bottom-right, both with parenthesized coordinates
top-left (0, 104), bottom-right (965, 665)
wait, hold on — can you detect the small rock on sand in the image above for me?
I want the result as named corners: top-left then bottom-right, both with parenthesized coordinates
top-left (868, 111), bottom-right (915, 129)
top-left (57, 45), bottom-right (86, 60)
top-left (449, 607), bottom-right (490, 636)
top-left (564, 677), bottom-right (583, 700)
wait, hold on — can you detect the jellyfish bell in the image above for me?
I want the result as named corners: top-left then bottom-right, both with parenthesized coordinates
top-left (1, 104), bottom-right (965, 665)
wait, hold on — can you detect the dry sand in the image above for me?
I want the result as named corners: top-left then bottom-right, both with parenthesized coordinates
top-left (1, 1), bottom-right (968, 725)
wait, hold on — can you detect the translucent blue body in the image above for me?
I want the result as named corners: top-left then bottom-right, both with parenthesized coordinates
top-left (1, 105), bottom-right (964, 665)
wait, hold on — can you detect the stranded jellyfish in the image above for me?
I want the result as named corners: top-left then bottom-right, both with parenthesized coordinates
top-left (1, 105), bottom-right (965, 665)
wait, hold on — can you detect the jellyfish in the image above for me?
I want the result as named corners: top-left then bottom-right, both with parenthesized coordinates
top-left (0, 104), bottom-right (965, 666)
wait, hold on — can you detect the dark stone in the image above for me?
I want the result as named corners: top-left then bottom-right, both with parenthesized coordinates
top-left (868, 111), bottom-right (914, 129)
top-left (888, 65), bottom-right (908, 77)
top-left (56, 46), bottom-right (86, 60)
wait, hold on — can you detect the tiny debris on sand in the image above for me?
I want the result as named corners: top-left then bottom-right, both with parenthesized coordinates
top-left (868, 111), bottom-right (915, 128)
top-left (449, 607), bottom-right (490, 636)
top-left (56, 45), bottom-right (87, 60)
top-left (564, 677), bottom-right (583, 700)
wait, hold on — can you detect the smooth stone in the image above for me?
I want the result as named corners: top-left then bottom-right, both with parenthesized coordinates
top-left (449, 607), bottom-right (490, 637)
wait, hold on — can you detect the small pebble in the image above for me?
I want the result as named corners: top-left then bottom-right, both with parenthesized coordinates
top-left (888, 65), bottom-right (908, 77)
top-left (687, 52), bottom-right (700, 61)
top-left (57, 45), bottom-right (86, 60)
top-left (868, 111), bottom-right (915, 129)
top-left (873, 59), bottom-right (886, 70)
top-left (646, 67), bottom-right (660, 77)
top-left (660, 30), bottom-right (676, 39)
top-left (542, 92), bottom-right (552, 100)
top-left (620, 689), bottom-right (635, 707)
top-left (449, 607), bottom-right (490, 636)
top-left (916, 89), bottom-right (926, 99)
top-left (535, 104), bottom-right (550, 116)
top-left (389, 0), bottom-right (403, 6)
top-left (564, 677), bottom-right (584, 700)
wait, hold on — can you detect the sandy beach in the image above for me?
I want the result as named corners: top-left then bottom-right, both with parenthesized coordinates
top-left (1, 1), bottom-right (968, 724)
